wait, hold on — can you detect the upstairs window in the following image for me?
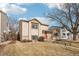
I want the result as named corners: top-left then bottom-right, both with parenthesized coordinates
top-left (32, 23), bottom-right (38, 29)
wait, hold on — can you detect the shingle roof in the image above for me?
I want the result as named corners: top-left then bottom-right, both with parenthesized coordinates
top-left (49, 26), bottom-right (63, 30)
top-left (19, 17), bottom-right (49, 26)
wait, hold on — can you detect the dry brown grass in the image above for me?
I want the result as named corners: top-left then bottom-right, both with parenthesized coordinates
top-left (0, 41), bottom-right (79, 56)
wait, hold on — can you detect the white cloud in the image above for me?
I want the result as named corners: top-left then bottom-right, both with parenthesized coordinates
top-left (14, 3), bottom-right (24, 5)
top-left (15, 3), bottom-right (33, 6)
top-left (0, 3), bottom-right (27, 15)
top-left (45, 3), bottom-right (62, 9)
top-left (46, 3), bottom-right (57, 8)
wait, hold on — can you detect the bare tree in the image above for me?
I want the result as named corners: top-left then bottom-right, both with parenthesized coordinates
top-left (47, 3), bottom-right (79, 40)
top-left (7, 16), bottom-right (18, 41)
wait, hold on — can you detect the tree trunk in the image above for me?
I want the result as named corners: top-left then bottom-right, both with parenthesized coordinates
top-left (73, 33), bottom-right (77, 40)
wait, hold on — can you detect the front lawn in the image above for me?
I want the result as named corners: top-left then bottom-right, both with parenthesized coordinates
top-left (0, 41), bottom-right (79, 56)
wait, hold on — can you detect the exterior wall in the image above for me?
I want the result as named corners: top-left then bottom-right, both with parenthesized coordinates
top-left (38, 24), bottom-right (42, 37)
top-left (19, 19), bottom-right (49, 41)
top-left (1, 12), bottom-right (8, 33)
top-left (47, 33), bottom-right (52, 41)
top-left (0, 11), bottom-right (8, 42)
top-left (50, 29), bottom-right (60, 41)
top-left (19, 21), bottom-right (29, 41)
top-left (60, 29), bottom-right (79, 40)
top-left (22, 21), bottom-right (29, 40)
top-left (29, 20), bottom-right (40, 40)
top-left (41, 25), bottom-right (48, 36)
top-left (41, 25), bottom-right (51, 40)
top-left (31, 29), bottom-right (39, 35)
top-left (28, 21), bottom-right (31, 40)
top-left (52, 28), bottom-right (79, 40)
top-left (60, 28), bottom-right (73, 40)
top-left (41, 25), bottom-right (48, 31)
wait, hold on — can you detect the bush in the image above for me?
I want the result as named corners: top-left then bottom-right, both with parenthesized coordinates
top-left (38, 36), bottom-right (44, 42)
top-left (21, 39), bottom-right (32, 42)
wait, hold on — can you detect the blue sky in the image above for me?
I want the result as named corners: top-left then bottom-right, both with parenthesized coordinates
top-left (0, 3), bottom-right (60, 26)
top-left (20, 3), bottom-right (49, 18)
top-left (7, 3), bottom-right (53, 18)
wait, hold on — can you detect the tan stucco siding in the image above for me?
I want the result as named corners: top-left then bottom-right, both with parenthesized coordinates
top-left (30, 20), bottom-right (39, 35)
top-left (28, 22), bottom-right (31, 40)
top-left (1, 12), bottom-right (8, 33)
top-left (31, 29), bottom-right (39, 35)
top-left (0, 12), bottom-right (8, 42)
top-left (40, 25), bottom-right (48, 36)
top-left (19, 19), bottom-right (49, 40)
top-left (21, 21), bottom-right (29, 40)
top-left (38, 24), bottom-right (42, 36)
top-left (29, 19), bottom-right (48, 38)
top-left (28, 20), bottom-right (40, 40)
top-left (41, 25), bottom-right (48, 30)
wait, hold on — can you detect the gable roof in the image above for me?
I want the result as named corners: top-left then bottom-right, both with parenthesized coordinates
top-left (49, 26), bottom-right (63, 30)
top-left (28, 18), bottom-right (42, 24)
top-left (19, 18), bottom-right (48, 26)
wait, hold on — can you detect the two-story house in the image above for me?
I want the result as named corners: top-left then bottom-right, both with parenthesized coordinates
top-left (59, 28), bottom-right (73, 40)
top-left (49, 26), bottom-right (73, 40)
top-left (19, 18), bottom-right (52, 41)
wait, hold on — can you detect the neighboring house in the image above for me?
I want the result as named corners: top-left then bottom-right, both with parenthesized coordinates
top-left (60, 28), bottom-right (79, 40)
top-left (19, 18), bottom-right (52, 41)
top-left (0, 10), bottom-right (9, 42)
top-left (50, 26), bottom-right (79, 40)
top-left (59, 28), bottom-right (73, 40)
top-left (49, 26), bottom-right (60, 41)
top-left (49, 26), bottom-right (72, 40)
